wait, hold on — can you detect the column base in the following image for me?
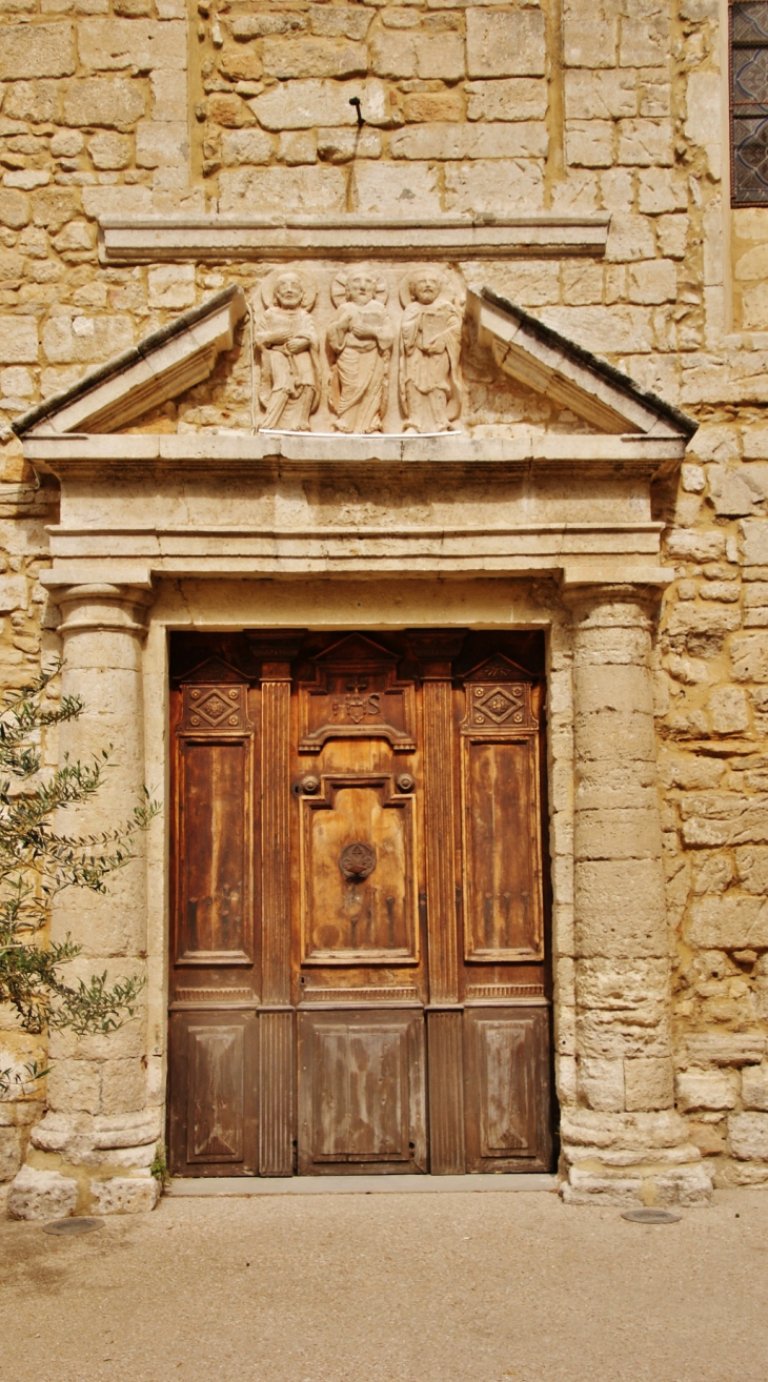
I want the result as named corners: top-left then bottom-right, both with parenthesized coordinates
top-left (560, 1109), bottom-right (714, 1206)
top-left (7, 1164), bottom-right (160, 1220)
top-left (6, 1108), bottom-right (163, 1219)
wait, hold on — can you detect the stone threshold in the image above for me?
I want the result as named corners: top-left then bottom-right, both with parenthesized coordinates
top-left (98, 216), bottom-right (611, 264)
top-left (168, 1174), bottom-right (557, 1197)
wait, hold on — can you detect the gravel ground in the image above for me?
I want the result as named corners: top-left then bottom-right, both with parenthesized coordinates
top-left (1, 1186), bottom-right (767, 1382)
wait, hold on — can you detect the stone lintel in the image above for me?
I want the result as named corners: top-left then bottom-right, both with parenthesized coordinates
top-left (98, 215), bottom-right (612, 265)
top-left (24, 429), bottom-right (689, 478)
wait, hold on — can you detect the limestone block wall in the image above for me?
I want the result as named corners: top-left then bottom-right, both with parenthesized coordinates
top-left (0, 1), bottom-right (767, 1194)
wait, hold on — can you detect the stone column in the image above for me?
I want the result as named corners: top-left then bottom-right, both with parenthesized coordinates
top-left (9, 584), bottom-right (160, 1220)
top-left (561, 584), bottom-right (711, 1206)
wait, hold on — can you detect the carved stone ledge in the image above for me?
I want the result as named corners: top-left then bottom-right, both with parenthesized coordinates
top-left (98, 215), bottom-right (611, 265)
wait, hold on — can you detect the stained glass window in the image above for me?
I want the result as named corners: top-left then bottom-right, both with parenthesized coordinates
top-left (731, 2), bottom-right (768, 203)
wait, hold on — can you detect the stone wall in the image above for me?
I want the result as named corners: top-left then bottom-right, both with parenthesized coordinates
top-left (1, 1), bottom-right (768, 1196)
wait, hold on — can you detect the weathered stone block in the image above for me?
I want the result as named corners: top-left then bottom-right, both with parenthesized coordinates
top-left (575, 859), bottom-right (667, 956)
top-left (218, 165), bottom-right (347, 216)
top-left (707, 685), bottom-right (750, 735)
top-left (31, 188), bottom-right (80, 232)
top-left (7, 1165), bottom-right (77, 1220)
top-left (575, 807), bottom-right (662, 860)
top-left (88, 131), bottom-right (133, 170)
top-left (0, 317), bottom-right (38, 364)
top-left (579, 1057), bottom-right (625, 1112)
top-left (352, 160), bottom-right (442, 216)
top-left (735, 846), bottom-right (768, 895)
top-left (391, 121), bottom-right (547, 161)
top-left (148, 264), bottom-right (195, 309)
top-left (250, 78), bottom-right (391, 131)
top-left (0, 21), bottom-right (75, 79)
top-left (0, 189), bottom-right (30, 229)
top-left (278, 130), bottom-right (318, 166)
top-left (731, 631), bottom-right (768, 683)
top-left (676, 1070), bottom-right (738, 1112)
top-left (729, 1112), bottom-right (768, 1160)
top-left (466, 79), bottom-right (546, 123)
top-left (220, 128), bottom-right (273, 166)
top-left (61, 79), bottom-right (146, 128)
top-left (739, 519), bottom-right (768, 568)
top-left (564, 69), bottom-right (636, 120)
top-left (0, 1127), bottom-right (22, 1181)
top-left (78, 19), bottom-right (185, 71)
top-left (565, 120), bottom-right (614, 168)
top-left (91, 1173), bottom-right (159, 1214)
top-left (42, 313), bottom-right (134, 365)
top-left (262, 36), bottom-right (366, 80)
top-left (689, 895), bottom-right (768, 949)
top-left (47, 1058), bottom-right (101, 1114)
top-left (625, 1057), bottom-right (674, 1112)
top-left (467, 9), bottom-right (546, 78)
top-left (443, 159), bottom-right (545, 214)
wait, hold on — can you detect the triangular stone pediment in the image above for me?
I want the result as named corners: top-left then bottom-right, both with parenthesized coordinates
top-left (13, 281), bottom-right (694, 445)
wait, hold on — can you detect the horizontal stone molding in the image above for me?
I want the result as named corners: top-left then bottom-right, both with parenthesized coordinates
top-left (98, 215), bottom-right (612, 264)
top-left (24, 429), bottom-right (689, 476)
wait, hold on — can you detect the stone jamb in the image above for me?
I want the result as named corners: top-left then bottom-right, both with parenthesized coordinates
top-left (559, 581), bottom-right (712, 1206)
top-left (8, 582), bottom-right (161, 1221)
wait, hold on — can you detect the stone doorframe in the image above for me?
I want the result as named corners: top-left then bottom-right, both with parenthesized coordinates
top-left (8, 295), bottom-right (714, 1214)
top-left (8, 561), bottom-right (712, 1217)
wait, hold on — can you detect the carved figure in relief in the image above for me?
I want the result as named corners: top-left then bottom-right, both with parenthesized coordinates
top-left (399, 270), bottom-right (463, 433)
top-left (326, 269), bottom-right (394, 433)
top-left (254, 270), bottom-right (320, 431)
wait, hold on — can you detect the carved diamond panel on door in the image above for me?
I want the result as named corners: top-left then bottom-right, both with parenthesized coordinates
top-left (298, 1010), bottom-right (427, 1173)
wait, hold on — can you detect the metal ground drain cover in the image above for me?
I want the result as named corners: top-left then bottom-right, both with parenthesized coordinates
top-left (622, 1208), bottom-right (681, 1224)
top-left (42, 1217), bottom-right (104, 1236)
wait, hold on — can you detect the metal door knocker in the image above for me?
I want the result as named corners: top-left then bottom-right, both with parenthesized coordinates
top-left (339, 841), bottom-right (377, 882)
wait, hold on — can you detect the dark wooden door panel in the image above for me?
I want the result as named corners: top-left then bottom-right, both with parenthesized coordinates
top-left (168, 1011), bottom-right (258, 1176)
top-left (168, 631), bottom-right (553, 1178)
top-left (297, 1010), bottom-right (427, 1173)
top-left (177, 738), bottom-right (253, 965)
top-left (464, 1007), bottom-right (553, 1172)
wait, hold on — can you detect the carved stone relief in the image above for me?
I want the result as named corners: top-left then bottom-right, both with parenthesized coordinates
top-left (251, 264), bottom-right (464, 436)
top-left (253, 269), bottom-right (321, 432)
top-left (327, 268), bottom-right (394, 435)
top-left (399, 270), bottom-right (463, 434)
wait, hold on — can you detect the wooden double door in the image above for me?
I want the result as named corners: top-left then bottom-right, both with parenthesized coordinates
top-left (168, 630), bottom-right (553, 1177)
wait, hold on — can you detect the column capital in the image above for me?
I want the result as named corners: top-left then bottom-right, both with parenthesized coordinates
top-left (53, 583), bottom-right (154, 640)
top-left (560, 580), bottom-right (664, 630)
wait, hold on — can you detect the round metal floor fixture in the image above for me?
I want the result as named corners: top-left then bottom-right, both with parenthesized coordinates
top-left (621, 1208), bottom-right (682, 1224)
top-left (42, 1217), bottom-right (105, 1236)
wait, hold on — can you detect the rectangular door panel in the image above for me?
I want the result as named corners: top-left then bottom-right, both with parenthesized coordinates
top-left (300, 775), bottom-right (418, 965)
top-left (461, 736), bottom-right (543, 963)
top-left (176, 737), bottom-right (253, 965)
top-left (298, 1010), bottom-right (426, 1173)
top-left (464, 1006), bottom-right (553, 1172)
top-left (168, 1011), bottom-right (258, 1175)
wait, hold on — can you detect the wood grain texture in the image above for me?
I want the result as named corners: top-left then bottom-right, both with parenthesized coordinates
top-left (427, 1010), bottom-right (465, 1173)
top-left (259, 1010), bottom-right (294, 1176)
top-left (261, 671), bottom-right (292, 1004)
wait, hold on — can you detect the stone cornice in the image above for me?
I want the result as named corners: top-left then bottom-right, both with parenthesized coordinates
top-left (98, 215), bottom-right (611, 264)
top-left (24, 429), bottom-right (688, 481)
